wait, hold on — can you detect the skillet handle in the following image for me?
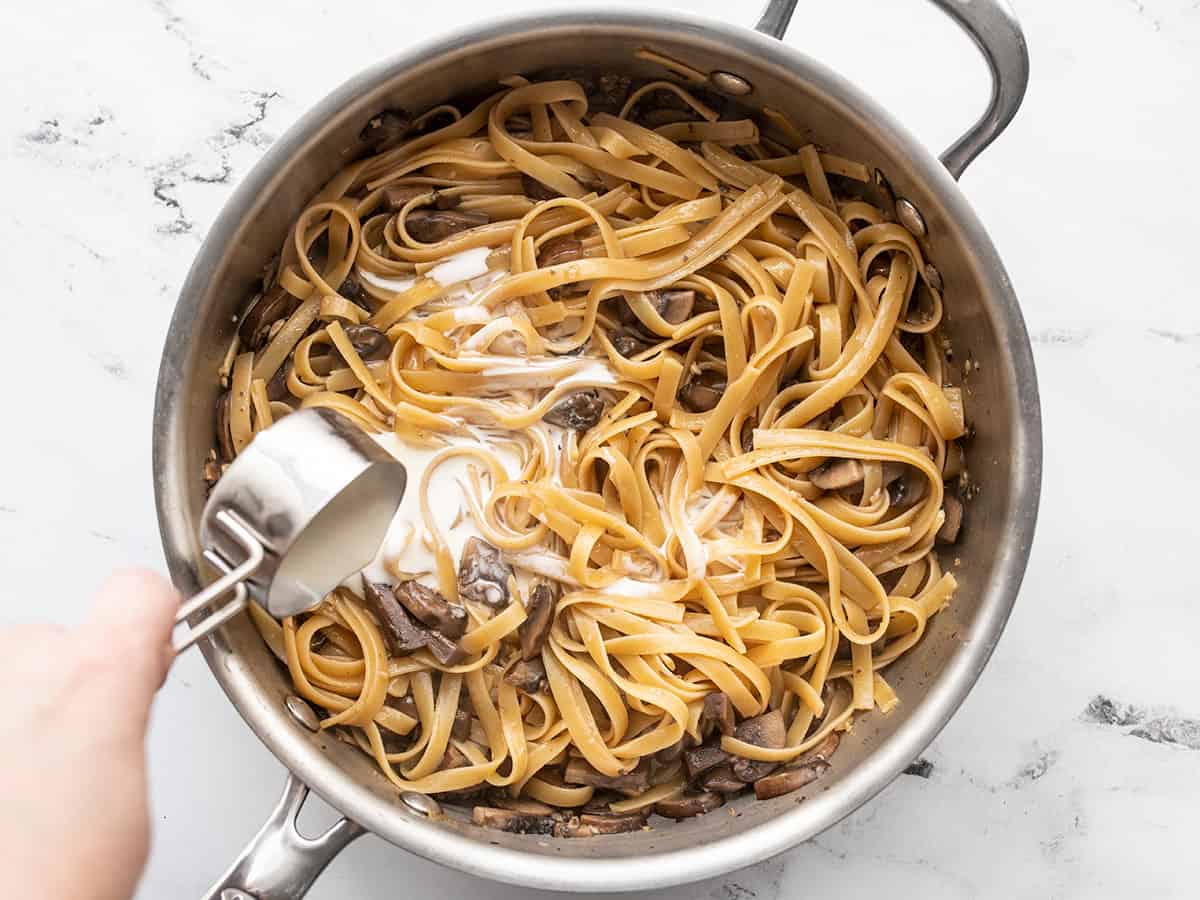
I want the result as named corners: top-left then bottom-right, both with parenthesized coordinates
top-left (201, 773), bottom-right (363, 900)
top-left (755, 0), bottom-right (1029, 179)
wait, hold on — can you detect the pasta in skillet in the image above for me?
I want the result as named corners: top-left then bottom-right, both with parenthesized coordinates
top-left (213, 72), bottom-right (967, 834)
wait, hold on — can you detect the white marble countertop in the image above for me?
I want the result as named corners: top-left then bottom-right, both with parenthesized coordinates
top-left (2, 0), bottom-right (1197, 897)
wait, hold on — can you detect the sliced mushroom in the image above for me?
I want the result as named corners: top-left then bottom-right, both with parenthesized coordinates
top-left (457, 537), bottom-right (513, 609)
top-left (654, 734), bottom-right (695, 764)
top-left (423, 628), bottom-right (468, 666)
top-left (942, 440), bottom-right (966, 480)
top-left (238, 285), bottom-right (296, 350)
top-left (522, 173), bottom-right (560, 201)
top-left (452, 708), bottom-right (471, 741)
top-left (472, 806), bottom-right (559, 835)
top-left (564, 758), bottom-right (650, 796)
top-left (698, 765), bottom-right (746, 795)
top-left (494, 797), bottom-right (556, 815)
top-left (505, 658), bottom-right (549, 693)
top-left (442, 744), bottom-right (470, 770)
top-left (678, 369), bottom-right (727, 413)
top-left (654, 791), bottom-right (724, 820)
top-left (561, 811), bottom-right (648, 837)
top-left (382, 185), bottom-right (429, 212)
top-left (611, 330), bottom-right (651, 358)
top-left (360, 109), bottom-right (412, 154)
top-left (405, 209), bottom-right (489, 242)
top-left (937, 494), bottom-right (963, 544)
top-left (544, 389), bottom-right (606, 431)
top-left (215, 390), bottom-right (235, 462)
top-left (537, 236), bottom-right (584, 268)
top-left (361, 579), bottom-right (427, 654)
top-left (649, 289), bottom-right (696, 325)
top-left (388, 694), bottom-right (418, 719)
top-left (794, 730), bottom-right (840, 766)
top-left (682, 742), bottom-right (730, 780)
top-left (753, 761), bottom-right (829, 800)
top-left (809, 458), bottom-right (865, 491)
top-left (341, 324), bottom-right (391, 362)
top-left (394, 580), bottom-right (467, 638)
top-left (700, 692), bottom-right (735, 737)
top-left (888, 469), bottom-right (927, 508)
top-left (730, 709), bottom-right (785, 782)
top-left (266, 362), bottom-right (291, 402)
top-left (338, 274), bottom-right (363, 301)
top-left (380, 728), bottom-right (412, 755)
top-left (519, 578), bottom-right (557, 660)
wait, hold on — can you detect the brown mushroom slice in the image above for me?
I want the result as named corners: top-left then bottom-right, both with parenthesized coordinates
top-left (649, 289), bottom-right (696, 324)
top-left (543, 389), bottom-right (606, 431)
top-left (611, 330), bottom-right (651, 358)
top-left (809, 458), bottom-right (865, 491)
top-left (698, 765), bottom-right (746, 795)
top-left (700, 692), bottom-right (735, 737)
top-left (682, 742), bottom-right (730, 780)
top-left (678, 371), bottom-right (726, 413)
top-left (442, 744), bottom-right (470, 770)
top-left (494, 798), bottom-right (556, 815)
top-left (458, 537), bottom-right (514, 609)
top-left (451, 709), bottom-right (471, 741)
top-left (381, 185), bottom-right (430, 212)
top-left (522, 173), bottom-right (561, 201)
top-left (564, 758), bottom-right (650, 795)
top-left (215, 390), bottom-right (235, 462)
top-left (266, 362), bottom-right (291, 402)
top-left (505, 658), bottom-right (549, 693)
top-left (537, 236), bottom-right (584, 268)
top-left (519, 578), bottom-right (557, 660)
top-left (238, 285), bottom-right (297, 350)
top-left (360, 109), bottom-right (412, 153)
top-left (423, 628), bottom-right (468, 666)
top-left (405, 209), bottom-right (489, 242)
top-left (888, 468), bottom-right (928, 508)
top-left (361, 579), bottom-right (427, 654)
top-left (654, 791), bottom-right (724, 820)
top-left (561, 811), bottom-right (648, 837)
top-left (730, 709), bottom-right (785, 782)
top-left (654, 734), bottom-right (695, 764)
top-left (937, 494), bottom-right (963, 544)
top-left (394, 580), bottom-right (467, 638)
top-left (753, 761), bottom-right (830, 801)
top-left (388, 694), bottom-right (418, 719)
top-left (942, 440), bottom-right (966, 479)
top-left (472, 806), bottom-right (559, 835)
top-left (794, 730), bottom-right (840, 766)
top-left (342, 324), bottom-right (391, 362)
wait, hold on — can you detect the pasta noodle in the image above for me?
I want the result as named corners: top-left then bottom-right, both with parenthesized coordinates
top-left (213, 72), bottom-right (967, 833)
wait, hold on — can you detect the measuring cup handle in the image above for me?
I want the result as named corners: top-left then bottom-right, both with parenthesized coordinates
top-left (173, 509), bottom-right (264, 652)
top-left (755, 0), bottom-right (1029, 179)
top-left (200, 772), bottom-right (364, 900)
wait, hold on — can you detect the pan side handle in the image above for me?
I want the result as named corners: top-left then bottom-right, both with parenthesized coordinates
top-left (755, 0), bottom-right (1029, 179)
top-left (200, 773), bottom-right (363, 900)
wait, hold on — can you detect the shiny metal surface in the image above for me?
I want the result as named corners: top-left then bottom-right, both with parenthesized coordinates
top-left (896, 197), bottom-right (928, 238)
top-left (201, 774), bottom-right (363, 900)
top-left (153, 2), bottom-right (1041, 895)
top-left (757, 0), bottom-right (1030, 179)
top-left (707, 70), bottom-right (754, 96)
top-left (172, 407), bottom-right (408, 652)
top-left (285, 695), bottom-right (321, 733)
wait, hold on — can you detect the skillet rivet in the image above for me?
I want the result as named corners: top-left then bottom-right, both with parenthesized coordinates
top-left (896, 198), bottom-right (927, 238)
top-left (924, 263), bottom-right (943, 291)
top-left (221, 891), bottom-right (257, 900)
top-left (708, 71), bottom-right (753, 96)
top-left (285, 694), bottom-right (321, 732)
top-left (401, 791), bottom-right (443, 817)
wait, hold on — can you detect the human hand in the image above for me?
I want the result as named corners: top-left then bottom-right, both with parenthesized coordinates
top-left (1, 569), bottom-right (179, 900)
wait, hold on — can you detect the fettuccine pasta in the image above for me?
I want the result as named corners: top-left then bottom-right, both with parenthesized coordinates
top-left (212, 71), bottom-right (966, 835)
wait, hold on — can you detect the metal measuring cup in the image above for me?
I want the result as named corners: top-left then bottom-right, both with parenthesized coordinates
top-left (173, 407), bottom-right (408, 651)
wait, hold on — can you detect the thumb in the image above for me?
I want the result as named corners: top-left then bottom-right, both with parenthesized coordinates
top-left (87, 568), bottom-right (181, 693)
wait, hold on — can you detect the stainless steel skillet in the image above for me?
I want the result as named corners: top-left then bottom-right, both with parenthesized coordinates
top-left (152, 2), bottom-right (1040, 895)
